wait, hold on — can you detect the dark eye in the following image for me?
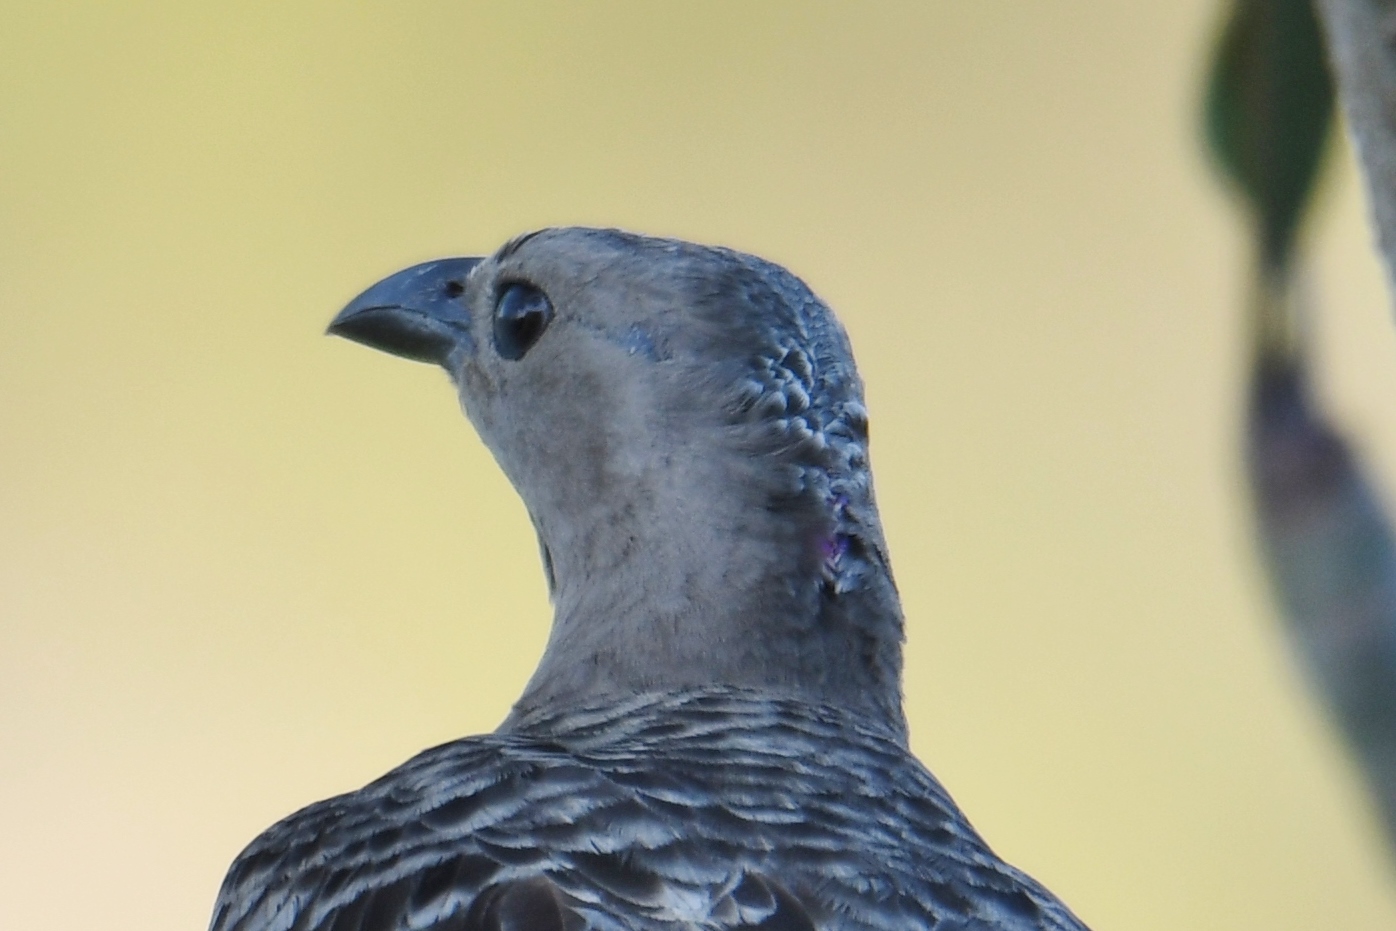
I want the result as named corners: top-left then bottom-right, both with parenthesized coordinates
top-left (493, 282), bottom-right (553, 360)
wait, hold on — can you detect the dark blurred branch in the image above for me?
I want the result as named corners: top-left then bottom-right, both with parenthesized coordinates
top-left (1206, 0), bottom-right (1396, 863)
top-left (1314, 0), bottom-right (1396, 297)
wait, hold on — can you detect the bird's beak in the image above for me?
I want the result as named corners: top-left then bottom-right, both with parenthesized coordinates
top-left (328, 257), bottom-right (484, 368)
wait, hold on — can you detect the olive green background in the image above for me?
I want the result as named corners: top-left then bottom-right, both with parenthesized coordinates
top-left (4, 3), bottom-right (1396, 929)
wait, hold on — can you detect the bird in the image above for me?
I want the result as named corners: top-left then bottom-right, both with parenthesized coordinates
top-left (209, 227), bottom-right (1091, 931)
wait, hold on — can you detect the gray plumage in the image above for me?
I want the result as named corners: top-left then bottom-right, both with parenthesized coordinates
top-left (210, 228), bottom-right (1089, 931)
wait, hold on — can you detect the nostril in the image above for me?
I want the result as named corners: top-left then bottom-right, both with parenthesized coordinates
top-left (443, 280), bottom-right (465, 298)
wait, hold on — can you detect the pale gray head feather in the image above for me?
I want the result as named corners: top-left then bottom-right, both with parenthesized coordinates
top-left (430, 229), bottom-right (905, 735)
top-left (328, 228), bottom-right (907, 734)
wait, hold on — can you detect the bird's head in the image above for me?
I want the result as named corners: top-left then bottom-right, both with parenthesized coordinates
top-left (329, 228), bottom-right (904, 732)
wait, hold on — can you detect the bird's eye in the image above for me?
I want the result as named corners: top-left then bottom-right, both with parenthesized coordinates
top-left (493, 282), bottom-right (553, 361)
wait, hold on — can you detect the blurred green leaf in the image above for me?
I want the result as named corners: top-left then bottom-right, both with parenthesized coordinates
top-left (1205, 0), bottom-right (1335, 270)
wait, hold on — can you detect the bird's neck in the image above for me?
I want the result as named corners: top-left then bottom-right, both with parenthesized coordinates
top-left (505, 473), bottom-right (907, 739)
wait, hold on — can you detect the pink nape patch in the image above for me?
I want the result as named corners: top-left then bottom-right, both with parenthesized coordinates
top-left (821, 534), bottom-right (850, 570)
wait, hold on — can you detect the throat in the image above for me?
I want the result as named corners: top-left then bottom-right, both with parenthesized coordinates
top-left (505, 506), bottom-right (907, 739)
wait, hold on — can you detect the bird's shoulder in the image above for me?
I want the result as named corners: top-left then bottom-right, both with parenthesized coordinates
top-left (211, 694), bottom-right (1085, 931)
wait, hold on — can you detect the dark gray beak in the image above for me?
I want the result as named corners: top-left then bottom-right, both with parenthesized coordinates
top-left (328, 257), bottom-right (484, 367)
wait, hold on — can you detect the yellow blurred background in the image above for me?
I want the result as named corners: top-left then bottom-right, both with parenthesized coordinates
top-left (4, 3), bottom-right (1396, 929)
